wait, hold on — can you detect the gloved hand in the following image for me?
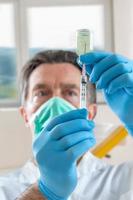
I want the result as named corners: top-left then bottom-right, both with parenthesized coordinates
top-left (33, 108), bottom-right (95, 200)
top-left (78, 51), bottom-right (133, 135)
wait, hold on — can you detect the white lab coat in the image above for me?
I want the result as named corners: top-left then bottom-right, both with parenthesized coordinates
top-left (0, 152), bottom-right (133, 200)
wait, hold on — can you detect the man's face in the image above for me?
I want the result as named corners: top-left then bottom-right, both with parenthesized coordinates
top-left (20, 62), bottom-right (83, 130)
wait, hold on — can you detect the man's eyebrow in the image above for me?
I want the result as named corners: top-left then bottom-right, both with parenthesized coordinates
top-left (60, 83), bottom-right (79, 89)
top-left (32, 84), bottom-right (48, 91)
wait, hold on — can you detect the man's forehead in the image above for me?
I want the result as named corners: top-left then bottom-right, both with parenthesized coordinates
top-left (31, 82), bottom-right (80, 91)
top-left (29, 63), bottom-right (81, 89)
top-left (31, 62), bottom-right (81, 75)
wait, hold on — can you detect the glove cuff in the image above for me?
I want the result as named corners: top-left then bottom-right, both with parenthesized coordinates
top-left (125, 125), bottom-right (133, 136)
top-left (38, 179), bottom-right (68, 200)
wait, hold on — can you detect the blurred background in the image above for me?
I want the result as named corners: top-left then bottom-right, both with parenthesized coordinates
top-left (0, 0), bottom-right (133, 173)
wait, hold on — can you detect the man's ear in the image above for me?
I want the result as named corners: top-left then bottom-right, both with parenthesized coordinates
top-left (19, 106), bottom-right (29, 127)
top-left (87, 103), bottom-right (97, 120)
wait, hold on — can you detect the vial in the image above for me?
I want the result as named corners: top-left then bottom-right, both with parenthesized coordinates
top-left (76, 29), bottom-right (93, 55)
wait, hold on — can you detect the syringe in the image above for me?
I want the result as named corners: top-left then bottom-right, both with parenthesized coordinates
top-left (80, 64), bottom-right (87, 108)
top-left (76, 29), bottom-right (92, 108)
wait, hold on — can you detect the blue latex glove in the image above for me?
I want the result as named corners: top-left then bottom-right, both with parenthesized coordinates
top-left (33, 108), bottom-right (95, 200)
top-left (78, 51), bottom-right (133, 135)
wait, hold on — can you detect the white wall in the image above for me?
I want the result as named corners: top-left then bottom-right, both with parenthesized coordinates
top-left (113, 0), bottom-right (133, 58)
top-left (0, 109), bottom-right (32, 173)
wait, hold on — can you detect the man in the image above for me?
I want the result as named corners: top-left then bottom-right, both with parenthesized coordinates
top-left (0, 50), bottom-right (133, 200)
top-left (18, 49), bottom-right (133, 200)
top-left (18, 50), bottom-right (97, 200)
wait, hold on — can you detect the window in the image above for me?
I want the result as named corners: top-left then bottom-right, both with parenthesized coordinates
top-left (28, 5), bottom-right (105, 52)
top-left (0, 3), bottom-right (17, 104)
top-left (26, 0), bottom-right (113, 57)
top-left (0, 0), bottom-right (113, 106)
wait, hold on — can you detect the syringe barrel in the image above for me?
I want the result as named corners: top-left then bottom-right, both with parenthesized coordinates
top-left (80, 80), bottom-right (87, 108)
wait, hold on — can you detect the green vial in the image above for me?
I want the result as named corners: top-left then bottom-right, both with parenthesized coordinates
top-left (76, 29), bottom-right (93, 56)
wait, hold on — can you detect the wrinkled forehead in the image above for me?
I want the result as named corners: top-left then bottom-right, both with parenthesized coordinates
top-left (28, 62), bottom-right (81, 90)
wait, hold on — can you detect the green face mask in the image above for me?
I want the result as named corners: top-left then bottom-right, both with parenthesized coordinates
top-left (30, 97), bottom-right (76, 135)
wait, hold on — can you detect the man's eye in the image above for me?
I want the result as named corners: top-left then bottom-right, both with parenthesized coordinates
top-left (33, 90), bottom-right (49, 100)
top-left (36, 91), bottom-right (47, 97)
top-left (66, 90), bottom-right (78, 96)
top-left (32, 90), bottom-right (49, 104)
